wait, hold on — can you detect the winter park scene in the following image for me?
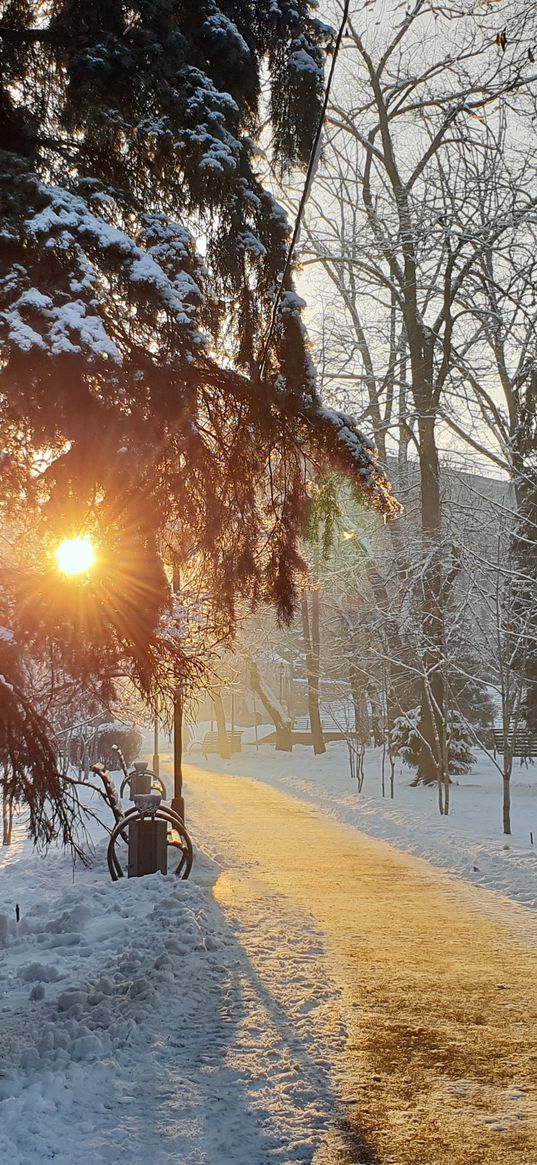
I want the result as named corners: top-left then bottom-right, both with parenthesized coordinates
top-left (2, 1), bottom-right (537, 1163)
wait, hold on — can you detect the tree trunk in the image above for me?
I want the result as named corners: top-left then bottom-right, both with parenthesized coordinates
top-left (350, 668), bottom-right (361, 737)
top-left (350, 665), bottom-right (369, 745)
top-left (366, 566), bottom-right (404, 737)
top-left (503, 774), bottom-right (512, 835)
top-left (416, 409), bottom-right (447, 789)
top-left (2, 786), bottom-right (13, 845)
top-left (246, 657), bottom-right (292, 750)
top-left (210, 689), bottom-right (231, 759)
top-left (369, 687), bottom-right (383, 746)
top-left (503, 747), bottom-right (512, 835)
top-left (173, 685), bottom-right (185, 817)
top-left (301, 590), bottom-right (326, 755)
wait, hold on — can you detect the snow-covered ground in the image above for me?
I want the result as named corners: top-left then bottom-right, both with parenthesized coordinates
top-left (0, 778), bottom-right (345, 1164)
top-left (1, 737), bottom-right (537, 1163)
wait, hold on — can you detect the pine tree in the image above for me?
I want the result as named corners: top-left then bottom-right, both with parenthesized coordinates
top-left (0, 2), bottom-right (397, 646)
top-left (0, 2), bottom-right (398, 843)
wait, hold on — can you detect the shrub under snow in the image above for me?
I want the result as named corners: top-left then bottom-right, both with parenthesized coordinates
top-left (391, 707), bottom-right (475, 775)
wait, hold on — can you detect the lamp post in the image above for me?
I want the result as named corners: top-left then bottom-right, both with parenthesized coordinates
top-left (171, 563), bottom-right (185, 823)
top-left (152, 710), bottom-right (160, 778)
top-left (172, 681), bottom-right (185, 821)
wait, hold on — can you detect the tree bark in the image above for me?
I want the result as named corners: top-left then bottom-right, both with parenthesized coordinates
top-left (416, 407), bottom-right (447, 788)
top-left (2, 786), bottom-right (13, 846)
top-left (210, 688), bottom-right (231, 760)
top-left (301, 590), bottom-right (326, 755)
top-left (503, 774), bottom-right (512, 835)
top-left (503, 744), bottom-right (512, 835)
top-left (246, 657), bottom-right (292, 751)
top-left (173, 686), bottom-right (185, 806)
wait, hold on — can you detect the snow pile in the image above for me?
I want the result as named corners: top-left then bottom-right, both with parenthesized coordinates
top-left (0, 850), bottom-right (229, 1162)
top-left (0, 795), bottom-right (345, 1164)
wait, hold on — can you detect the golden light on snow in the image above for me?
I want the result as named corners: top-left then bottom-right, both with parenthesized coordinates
top-left (55, 536), bottom-right (95, 576)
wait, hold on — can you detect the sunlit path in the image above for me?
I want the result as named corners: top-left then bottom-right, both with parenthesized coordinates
top-left (186, 764), bottom-right (537, 1165)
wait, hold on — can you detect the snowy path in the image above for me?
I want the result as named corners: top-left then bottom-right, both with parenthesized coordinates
top-left (186, 764), bottom-right (537, 1165)
top-left (184, 742), bottom-right (537, 911)
top-left (2, 756), bottom-right (537, 1164)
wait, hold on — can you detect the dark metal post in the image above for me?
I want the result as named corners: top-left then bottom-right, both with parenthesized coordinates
top-left (171, 562), bottom-right (185, 823)
top-left (172, 685), bottom-right (185, 822)
top-left (253, 694), bottom-right (259, 751)
top-left (152, 713), bottom-right (160, 778)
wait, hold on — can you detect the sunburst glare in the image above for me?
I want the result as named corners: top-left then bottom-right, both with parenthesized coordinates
top-left (55, 536), bottom-right (95, 576)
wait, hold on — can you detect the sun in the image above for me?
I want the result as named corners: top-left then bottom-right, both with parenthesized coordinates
top-left (55, 536), bottom-right (96, 576)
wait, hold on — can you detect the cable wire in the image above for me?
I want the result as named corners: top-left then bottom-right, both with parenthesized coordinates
top-left (259, 1), bottom-right (351, 380)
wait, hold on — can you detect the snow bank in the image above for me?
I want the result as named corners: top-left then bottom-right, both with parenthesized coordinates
top-left (0, 783), bottom-right (345, 1164)
top-left (0, 836), bottom-right (242, 1163)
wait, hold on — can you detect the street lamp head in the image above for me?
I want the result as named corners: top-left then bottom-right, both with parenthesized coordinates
top-left (55, 536), bottom-right (95, 576)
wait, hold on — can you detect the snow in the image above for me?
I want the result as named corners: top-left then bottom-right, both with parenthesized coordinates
top-left (0, 783), bottom-right (344, 1164)
top-left (3, 292), bottom-right (121, 360)
top-left (15, 289), bottom-right (53, 310)
top-left (202, 14), bottom-right (251, 59)
top-left (281, 290), bottom-right (307, 314)
top-left (142, 215), bottom-right (194, 269)
top-left (182, 71), bottom-right (244, 189)
top-left (2, 739), bottom-right (537, 1161)
top-left (48, 301), bottom-right (122, 361)
top-left (237, 230), bottom-right (267, 258)
top-left (195, 133), bottom-right (241, 175)
top-left (0, 182), bottom-right (205, 364)
top-left (4, 312), bottom-right (46, 352)
top-left (289, 49), bottom-right (322, 76)
top-left (128, 256), bottom-right (192, 321)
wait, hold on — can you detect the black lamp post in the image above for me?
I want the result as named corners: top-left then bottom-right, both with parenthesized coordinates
top-left (152, 711), bottom-right (160, 778)
top-left (171, 682), bottom-right (185, 822)
top-left (171, 563), bottom-right (185, 823)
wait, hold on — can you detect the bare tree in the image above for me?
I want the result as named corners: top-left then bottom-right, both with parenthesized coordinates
top-left (298, 0), bottom-right (537, 789)
top-left (300, 587), bottom-right (327, 754)
top-left (454, 493), bottom-right (535, 834)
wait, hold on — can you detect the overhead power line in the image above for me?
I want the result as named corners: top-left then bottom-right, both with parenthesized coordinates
top-left (259, 1), bottom-right (350, 380)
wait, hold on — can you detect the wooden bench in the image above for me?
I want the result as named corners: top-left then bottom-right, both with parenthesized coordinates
top-left (293, 715), bottom-right (351, 733)
top-left (492, 730), bottom-right (537, 759)
top-left (189, 731), bottom-right (243, 758)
